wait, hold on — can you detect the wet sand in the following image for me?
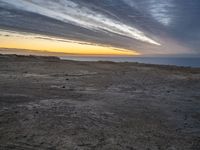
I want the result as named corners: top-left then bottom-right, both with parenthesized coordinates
top-left (0, 54), bottom-right (200, 150)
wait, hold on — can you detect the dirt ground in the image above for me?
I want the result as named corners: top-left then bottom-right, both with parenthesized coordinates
top-left (0, 54), bottom-right (200, 150)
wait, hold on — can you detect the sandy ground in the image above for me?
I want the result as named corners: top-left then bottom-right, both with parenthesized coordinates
top-left (0, 54), bottom-right (200, 150)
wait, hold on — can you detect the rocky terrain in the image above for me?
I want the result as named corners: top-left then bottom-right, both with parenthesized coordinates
top-left (0, 54), bottom-right (200, 150)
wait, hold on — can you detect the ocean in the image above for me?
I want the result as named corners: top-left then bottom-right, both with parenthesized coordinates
top-left (60, 56), bottom-right (200, 68)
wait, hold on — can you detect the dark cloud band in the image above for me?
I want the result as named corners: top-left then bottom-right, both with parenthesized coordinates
top-left (0, 0), bottom-right (199, 55)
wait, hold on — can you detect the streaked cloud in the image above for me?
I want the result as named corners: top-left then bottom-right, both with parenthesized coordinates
top-left (148, 0), bottom-right (174, 26)
top-left (0, 0), bottom-right (160, 45)
top-left (123, 0), bottom-right (174, 26)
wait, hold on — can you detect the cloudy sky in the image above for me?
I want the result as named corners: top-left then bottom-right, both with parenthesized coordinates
top-left (0, 0), bottom-right (200, 56)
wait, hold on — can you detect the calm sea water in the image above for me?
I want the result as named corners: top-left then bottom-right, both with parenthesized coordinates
top-left (60, 56), bottom-right (200, 68)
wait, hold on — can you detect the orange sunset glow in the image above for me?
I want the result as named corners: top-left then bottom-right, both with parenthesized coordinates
top-left (0, 30), bottom-right (139, 56)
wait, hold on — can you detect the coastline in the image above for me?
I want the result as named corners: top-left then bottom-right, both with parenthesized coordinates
top-left (1, 53), bottom-right (200, 68)
top-left (0, 54), bottom-right (200, 149)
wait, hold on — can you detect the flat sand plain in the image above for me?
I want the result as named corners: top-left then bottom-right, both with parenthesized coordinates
top-left (0, 54), bottom-right (200, 150)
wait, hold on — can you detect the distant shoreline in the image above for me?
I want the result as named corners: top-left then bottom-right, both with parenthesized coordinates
top-left (1, 47), bottom-right (200, 68)
top-left (59, 56), bottom-right (200, 68)
top-left (1, 53), bottom-right (200, 70)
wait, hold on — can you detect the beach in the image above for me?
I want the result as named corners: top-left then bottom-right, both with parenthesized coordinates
top-left (0, 54), bottom-right (200, 150)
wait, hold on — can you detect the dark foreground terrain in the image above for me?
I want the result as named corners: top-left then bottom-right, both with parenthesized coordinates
top-left (0, 54), bottom-right (200, 150)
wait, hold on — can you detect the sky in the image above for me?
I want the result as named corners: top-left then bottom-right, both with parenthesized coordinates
top-left (0, 0), bottom-right (200, 56)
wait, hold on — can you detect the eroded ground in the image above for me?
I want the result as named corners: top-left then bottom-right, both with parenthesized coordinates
top-left (0, 54), bottom-right (200, 150)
